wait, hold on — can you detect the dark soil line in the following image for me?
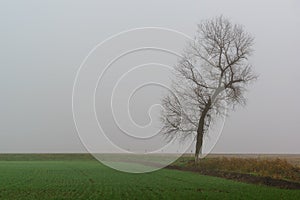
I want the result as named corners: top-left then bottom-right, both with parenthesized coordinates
top-left (165, 165), bottom-right (300, 190)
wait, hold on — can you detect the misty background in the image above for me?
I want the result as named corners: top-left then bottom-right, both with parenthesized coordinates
top-left (0, 0), bottom-right (299, 153)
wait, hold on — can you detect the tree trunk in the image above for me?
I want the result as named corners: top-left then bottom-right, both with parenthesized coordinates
top-left (194, 101), bottom-right (211, 164)
top-left (194, 128), bottom-right (203, 164)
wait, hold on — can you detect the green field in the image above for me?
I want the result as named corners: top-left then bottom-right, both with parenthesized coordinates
top-left (0, 155), bottom-right (299, 200)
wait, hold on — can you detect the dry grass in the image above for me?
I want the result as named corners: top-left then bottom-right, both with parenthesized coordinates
top-left (206, 154), bottom-right (300, 168)
top-left (177, 155), bottom-right (300, 182)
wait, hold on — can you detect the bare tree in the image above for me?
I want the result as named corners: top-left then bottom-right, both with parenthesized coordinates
top-left (161, 16), bottom-right (257, 163)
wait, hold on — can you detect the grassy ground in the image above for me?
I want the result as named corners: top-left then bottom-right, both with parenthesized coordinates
top-left (173, 156), bottom-right (300, 182)
top-left (204, 154), bottom-right (300, 168)
top-left (0, 154), bottom-right (299, 199)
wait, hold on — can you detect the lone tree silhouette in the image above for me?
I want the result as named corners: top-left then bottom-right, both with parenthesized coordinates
top-left (161, 16), bottom-right (257, 163)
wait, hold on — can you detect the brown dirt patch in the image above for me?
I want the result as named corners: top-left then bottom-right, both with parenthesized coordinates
top-left (166, 165), bottom-right (300, 190)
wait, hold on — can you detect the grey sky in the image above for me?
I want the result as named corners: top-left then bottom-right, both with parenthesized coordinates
top-left (0, 0), bottom-right (299, 153)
